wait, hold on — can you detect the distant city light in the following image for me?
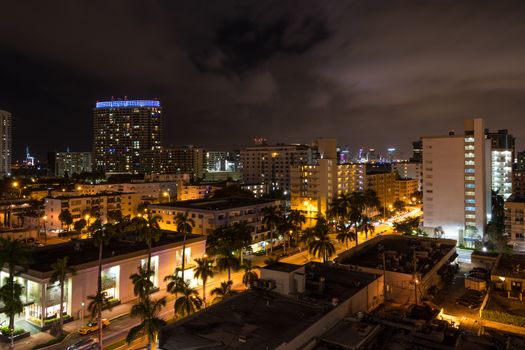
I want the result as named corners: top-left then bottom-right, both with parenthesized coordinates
top-left (95, 100), bottom-right (160, 108)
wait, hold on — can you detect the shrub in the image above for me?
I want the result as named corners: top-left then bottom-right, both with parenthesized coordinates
top-left (481, 309), bottom-right (525, 327)
top-left (0, 326), bottom-right (25, 336)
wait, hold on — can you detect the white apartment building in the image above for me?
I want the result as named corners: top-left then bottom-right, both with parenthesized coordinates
top-left (149, 197), bottom-right (281, 252)
top-left (44, 192), bottom-right (141, 231)
top-left (422, 118), bottom-right (492, 242)
top-left (76, 182), bottom-right (178, 201)
top-left (241, 144), bottom-right (317, 193)
top-left (504, 196), bottom-right (525, 253)
top-left (491, 149), bottom-right (513, 200)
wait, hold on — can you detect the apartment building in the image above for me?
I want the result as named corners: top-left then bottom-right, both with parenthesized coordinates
top-left (394, 162), bottom-right (422, 191)
top-left (487, 129), bottom-right (515, 200)
top-left (366, 170), bottom-right (396, 209)
top-left (156, 146), bottom-right (205, 179)
top-left (422, 118), bottom-right (492, 241)
top-left (395, 178), bottom-right (419, 203)
top-left (149, 197), bottom-right (281, 251)
top-left (44, 192), bottom-right (141, 231)
top-left (47, 151), bottom-right (92, 177)
top-left (504, 195), bottom-right (525, 253)
top-left (76, 181), bottom-right (178, 201)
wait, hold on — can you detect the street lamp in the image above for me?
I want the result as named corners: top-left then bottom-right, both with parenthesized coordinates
top-left (162, 191), bottom-right (170, 202)
top-left (12, 181), bottom-right (21, 198)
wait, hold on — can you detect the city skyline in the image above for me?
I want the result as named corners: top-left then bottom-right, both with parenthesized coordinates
top-left (2, 1), bottom-right (525, 159)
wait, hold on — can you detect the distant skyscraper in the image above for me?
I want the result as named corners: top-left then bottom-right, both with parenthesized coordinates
top-left (93, 100), bottom-right (162, 174)
top-left (422, 118), bottom-right (491, 243)
top-left (156, 145), bottom-right (205, 179)
top-left (410, 139), bottom-right (422, 162)
top-left (48, 150), bottom-right (92, 177)
top-left (0, 110), bottom-right (12, 176)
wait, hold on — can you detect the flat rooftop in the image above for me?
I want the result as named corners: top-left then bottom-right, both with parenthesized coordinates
top-left (24, 231), bottom-right (205, 275)
top-left (493, 253), bottom-right (525, 279)
top-left (263, 261), bottom-right (302, 273)
top-left (338, 235), bottom-right (456, 276)
top-left (152, 197), bottom-right (279, 211)
top-left (159, 262), bottom-right (381, 350)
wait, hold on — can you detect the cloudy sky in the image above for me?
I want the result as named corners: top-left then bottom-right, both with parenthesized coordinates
top-left (1, 0), bottom-right (525, 160)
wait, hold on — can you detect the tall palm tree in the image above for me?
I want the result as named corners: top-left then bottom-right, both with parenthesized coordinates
top-left (164, 267), bottom-right (185, 302)
top-left (335, 220), bottom-right (356, 249)
top-left (130, 267), bottom-right (154, 301)
top-left (287, 209), bottom-right (306, 246)
top-left (308, 217), bottom-right (335, 263)
top-left (231, 222), bottom-right (252, 265)
top-left (328, 194), bottom-right (350, 222)
top-left (210, 281), bottom-right (238, 304)
top-left (0, 237), bottom-right (30, 331)
top-left (348, 207), bottom-right (362, 246)
top-left (241, 260), bottom-right (258, 287)
top-left (349, 191), bottom-right (367, 214)
top-left (360, 215), bottom-right (375, 239)
top-left (193, 258), bottom-right (214, 307)
top-left (300, 228), bottom-right (317, 261)
top-left (364, 189), bottom-right (381, 217)
top-left (262, 206), bottom-right (282, 254)
top-left (130, 215), bottom-right (162, 291)
top-left (126, 297), bottom-right (167, 350)
top-left (89, 220), bottom-right (113, 348)
top-left (175, 284), bottom-right (203, 317)
top-left (174, 212), bottom-right (195, 282)
top-left (49, 257), bottom-right (76, 335)
top-left (277, 219), bottom-right (294, 254)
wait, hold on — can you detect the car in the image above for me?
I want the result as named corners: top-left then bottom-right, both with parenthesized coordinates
top-left (67, 338), bottom-right (96, 350)
top-left (78, 319), bottom-right (109, 335)
top-left (82, 343), bottom-right (100, 350)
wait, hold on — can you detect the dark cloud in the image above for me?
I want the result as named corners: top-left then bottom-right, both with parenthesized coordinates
top-left (0, 0), bottom-right (525, 160)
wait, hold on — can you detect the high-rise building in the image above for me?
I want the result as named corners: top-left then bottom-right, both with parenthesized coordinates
top-left (156, 145), bottom-right (204, 179)
top-left (410, 140), bottom-right (423, 162)
top-left (48, 150), bottom-right (92, 177)
top-left (0, 110), bottom-right (12, 176)
top-left (486, 129), bottom-right (515, 200)
top-left (422, 118), bottom-right (492, 243)
top-left (93, 99), bottom-right (162, 174)
top-left (393, 162), bottom-right (422, 191)
top-left (513, 151), bottom-right (525, 197)
top-left (241, 143), bottom-right (318, 193)
top-left (205, 151), bottom-right (240, 172)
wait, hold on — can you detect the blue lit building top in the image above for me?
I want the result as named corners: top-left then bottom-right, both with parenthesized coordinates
top-left (95, 100), bottom-right (160, 108)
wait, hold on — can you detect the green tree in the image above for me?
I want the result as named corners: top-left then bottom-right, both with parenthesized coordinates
top-left (216, 247), bottom-right (240, 282)
top-left (360, 215), bottom-right (375, 239)
top-left (210, 281), bottom-right (238, 304)
top-left (130, 215), bottom-right (162, 292)
top-left (175, 212), bottom-right (195, 282)
top-left (0, 237), bottom-right (30, 331)
top-left (308, 216), bottom-right (336, 263)
top-left (241, 259), bottom-right (259, 287)
top-left (107, 210), bottom-right (123, 224)
top-left (364, 189), bottom-right (381, 217)
top-left (287, 209), bottom-right (306, 245)
top-left (73, 218), bottom-right (87, 232)
top-left (193, 258), bottom-right (214, 307)
top-left (126, 297), bottom-right (167, 350)
top-left (174, 284), bottom-right (203, 317)
top-left (130, 267), bottom-right (154, 301)
top-left (335, 220), bottom-right (356, 249)
top-left (300, 228), bottom-right (317, 260)
top-left (262, 206), bottom-right (282, 254)
top-left (393, 216), bottom-right (421, 235)
top-left (392, 200), bottom-right (406, 213)
top-left (231, 222), bottom-right (252, 264)
top-left (49, 257), bottom-right (76, 335)
top-left (58, 209), bottom-right (73, 231)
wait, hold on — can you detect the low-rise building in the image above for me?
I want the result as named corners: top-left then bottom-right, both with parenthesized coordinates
top-left (44, 192), bottom-right (141, 231)
top-left (158, 261), bottom-right (383, 350)
top-left (76, 181), bottom-right (178, 201)
top-left (0, 232), bottom-right (206, 328)
top-left (504, 195), bottom-right (525, 253)
top-left (491, 253), bottom-right (525, 300)
top-left (365, 170), bottom-right (396, 209)
top-left (149, 197), bottom-right (281, 251)
top-left (336, 235), bottom-right (457, 304)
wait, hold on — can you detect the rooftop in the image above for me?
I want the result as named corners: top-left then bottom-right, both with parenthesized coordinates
top-left (95, 100), bottom-right (160, 108)
top-left (493, 253), bottom-right (525, 279)
top-left (337, 235), bottom-right (456, 276)
top-left (506, 195), bottom-right (525, 203)
top-left (46, 191), bottom-right (134, 200)
top-left (151, 197), bottom-right (279, 211)
top-left (263, 261), bottom-right (302, 273)
top-left (24, 231), bottom-right (205, 275)
top-left (159, 262), bottom-right (381, 350)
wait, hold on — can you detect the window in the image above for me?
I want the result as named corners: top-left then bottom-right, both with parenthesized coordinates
top-left (465, 184), bottom-right (475, 189)
top-left (465, 168), bottom-right (475, 173)
top-left (465, 206), bottom-right (476, 211)
top-left (465, 214), bottom-right (476, 219)
top-left (466, 199), bottom-right (476, 204)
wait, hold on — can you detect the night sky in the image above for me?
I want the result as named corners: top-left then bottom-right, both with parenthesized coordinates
top-left (2, 0), bottom-right (525, 160)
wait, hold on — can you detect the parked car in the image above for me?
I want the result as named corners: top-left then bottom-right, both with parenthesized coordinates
top-left (78, 319), bottom-right (109, 335)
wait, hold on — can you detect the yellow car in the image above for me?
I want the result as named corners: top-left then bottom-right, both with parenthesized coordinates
top-left (78, 319), bottom-right (109, 335)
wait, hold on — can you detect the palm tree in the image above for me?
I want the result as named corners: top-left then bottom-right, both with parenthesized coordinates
top-left (364, 189), bottom-right (381, 217)
top-left (348, 206), bottom-right (362, 246)
top-left (164, 268), bottom-right (185, 299)
top-left (210, 281), bottom-right (238, 303)
top-left (300, 228), bottom-right (317, 261)
top-left (231, 222), bottom-right (252, 265)
top-left (49, 257), bottom-right (76, 335)
top-left (241, 260), bottom-right (258, 287)
top-left (216, 247), bottom-right (240, 282)
top-left (328, 193), bottom-right (350, 222)
top-left (126, 297), bottom-right (167, 350)
top-left (130, 215), bottom-right (162, 291)
top-left (0, 237), bottom-right (30, 331)
top-left (193, 258), bottom-right (214, 307)
top-left (360, 215), bottom-right (375, 239)
top-left (175, 284), bottom-right (203, 317)
top-left (58, 209), bottom-right (73, 231)
top-left (174, 212), bottom-right (195, 282)
top-left (130, 267), bottom-right (154, 301)
top-left (308, 217), bottom-right (335, 263)
top-left (349, 191), bottom-right (367, 214)
top-left (277, 219), bottom-right (294, 254)
top-left (287, 209), bottom-right (306, 246)
top-left (262, 206), bottom-right (282, 254)
top-left (335, 220), bottom-right (356, 249)
top-left (89, 220), bottom-right (113, 348)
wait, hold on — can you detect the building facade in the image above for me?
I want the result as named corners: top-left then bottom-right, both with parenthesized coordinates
top-left (504, 195), bottom-right (525, 253)
top-left (93, 100), bottom-right (162, 174)
top-left (395, 178), bottom-right (419, 203)
top-left (422, 118), bottom-right (492, 242)
top-left (0, 110), bottom-right (12, 176)
top-left (487, 129), bottom-right (515, 200)
top-left (156, 146), bottom-right (204, 179)
top-left (44, 192), bottom-right (141, 231)
top-left (48, 151), bottom-right (92, 177)
top-left (394, 162), bottom-right (422, 191)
